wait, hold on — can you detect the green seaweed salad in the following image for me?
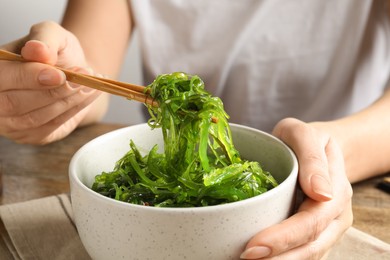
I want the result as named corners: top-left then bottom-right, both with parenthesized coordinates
top-left (92, 72), bottom-right (278, 207)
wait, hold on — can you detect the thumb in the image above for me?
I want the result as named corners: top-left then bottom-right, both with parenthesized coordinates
top-left (20, 21), bottom-right (81, 66)
top-left (21, 40), bottom-right (55, 64)
top-left (273, 118), bottom-right (333, 202)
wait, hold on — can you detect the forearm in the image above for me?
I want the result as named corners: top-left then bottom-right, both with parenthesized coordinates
top-left (311, 88), bottom-right (390, 183)
top-left (61, 0), bottom-right (132, 78)
top-left (61, 0), bottom-right (132, 124)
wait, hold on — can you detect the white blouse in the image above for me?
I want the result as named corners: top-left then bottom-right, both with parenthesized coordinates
top-left (131, 0), bottom-right (390, 132)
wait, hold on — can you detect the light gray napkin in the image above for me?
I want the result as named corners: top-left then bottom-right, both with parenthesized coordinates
top-left (0, 194), bottom-right (389, 260)
top-left (328, 226), bottom-right (390, 260)
top-left (0, 194), bottom-right (91, 260)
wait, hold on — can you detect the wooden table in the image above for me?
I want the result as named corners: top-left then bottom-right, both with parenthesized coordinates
top-left (0, 123), bottom-right (389, 244)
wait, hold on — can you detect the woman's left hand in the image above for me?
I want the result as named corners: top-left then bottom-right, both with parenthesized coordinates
top-left (240, 118), bottom-right (353, 259)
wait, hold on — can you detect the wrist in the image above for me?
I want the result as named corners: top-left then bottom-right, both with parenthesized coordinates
top-left (309, 119), bottom-right (386, 183)
top-left (309, 120), bottom-right (358, 182)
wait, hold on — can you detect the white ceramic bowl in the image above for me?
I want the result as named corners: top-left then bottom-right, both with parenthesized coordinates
top-left (69, 123), bottom-right (298, 260)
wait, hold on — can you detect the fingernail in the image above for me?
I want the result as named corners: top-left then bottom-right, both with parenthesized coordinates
top-left (27, 39), bottom-right (49, 47)
top-left (74, 67), bottom-right (93, 75)
top-left (38, 69), bottom-right (66, 86)
top-left (94, 73), bottom-right (105, 78)
top-left (24, 40), bottom-right (50, 51)
top-left (240, 246), bottom-right (271, 259)
top-left (84, 67), bottom-right (94, 75)
top-left (311, 174), bottom-right (333, 200)
top-left (68, 82), bottom-right (80, 89)
top-left (81, 86), bottom-right (95, 93)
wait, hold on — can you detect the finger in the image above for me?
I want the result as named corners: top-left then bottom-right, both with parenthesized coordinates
top-left (240, 200), bottom-right (333, 259)
top-left (241, 137), bottom-right (352, 259)
top-left (0, 88), bottom-right (100, 134)
top-left (241, 195), bottom-right (350, 259)
top-left (0, 61), bottom-right (66, 91)
top-left (21, 21), bottom-right (87, 68)
top-left (0, 85), bottom-right (80, 117)
top-left (9, 92), bottom-right (100, 145)
top-left (21, 40), bottom-right (55, 64)
top-left (259, 207), bottom-right (353, 260)
top-left (21, 22), bottom-right (69, 65)
top-left (273, 118), bottom-right (333, 201)
top-left (0, 66), bottom-right (93, 116)
top-left (1, 90), bottom-right (101, 144)
top-left (1, 36), bottom-right (30, 54)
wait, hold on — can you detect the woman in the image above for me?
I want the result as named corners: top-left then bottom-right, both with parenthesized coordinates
top-left (1, 0), bottom-right (389, 259)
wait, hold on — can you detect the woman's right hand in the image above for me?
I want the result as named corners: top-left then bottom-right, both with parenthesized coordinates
top-left (0, 21), bottom-right (104, 145)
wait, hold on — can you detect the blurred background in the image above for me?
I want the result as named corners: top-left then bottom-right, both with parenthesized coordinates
top-left (0, 0), bottom-right (145, 125)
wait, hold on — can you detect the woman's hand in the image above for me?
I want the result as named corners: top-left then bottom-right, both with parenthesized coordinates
top-left (0, 21), bottom-right (105, 145)
top-left (241, 118), bottom-right (353, 259)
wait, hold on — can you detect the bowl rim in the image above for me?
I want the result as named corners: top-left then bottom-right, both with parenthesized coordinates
top-left (69, 123), bottom-right (298, 212)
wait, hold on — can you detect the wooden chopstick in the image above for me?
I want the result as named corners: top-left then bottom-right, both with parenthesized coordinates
top-left (0, 49), bottom-right (157, 107)
top-left (64, 69), bottom-right (157, 107)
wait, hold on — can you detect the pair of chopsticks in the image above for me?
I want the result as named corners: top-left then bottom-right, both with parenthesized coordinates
top-left (0, 49), bottom-right (157, 107)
